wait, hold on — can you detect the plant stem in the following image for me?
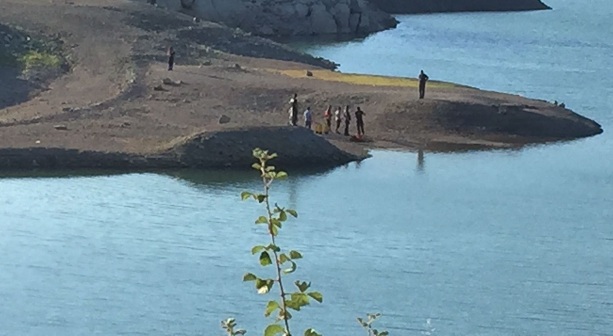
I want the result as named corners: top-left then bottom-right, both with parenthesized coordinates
top-left (262, 168), bottom-right (292, 336)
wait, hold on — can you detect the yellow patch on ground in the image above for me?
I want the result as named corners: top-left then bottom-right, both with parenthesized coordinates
top-left (19, 51), bottom-right (62, 71)
top-left (272, 69), bottom-right (459, 89)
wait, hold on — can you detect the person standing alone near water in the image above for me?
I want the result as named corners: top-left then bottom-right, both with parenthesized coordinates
top-left (288, 93), bottom-right (298, 126)
top-left (167, 46), bottom-right (175, 71)
top-left (355, 106), bottom-right (366, 136)
top-left (343, 105), bottom-right (351, 136)
top-left (418, 70), bottom-right (429, 99)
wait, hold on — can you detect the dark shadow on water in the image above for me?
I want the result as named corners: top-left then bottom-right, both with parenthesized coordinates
top-left (0, 165), bottom-right (340, 186)
top-left (166, 166), bottom-right (337, 188)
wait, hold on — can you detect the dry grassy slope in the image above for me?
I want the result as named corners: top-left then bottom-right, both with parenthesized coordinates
top-left (0, 0), bottom-right (603, 163)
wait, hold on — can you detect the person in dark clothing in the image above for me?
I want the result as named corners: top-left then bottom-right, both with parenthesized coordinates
top-left (289, 93), bottom-right (298, 126)
top-left (167, 47), bottom-right (175, 71)
top-left (418, 69), bottom-right (429, 99)
top-left (343, 105), bottom-right (351, 136)
top-left (355, 106), bottom-right (366, 136)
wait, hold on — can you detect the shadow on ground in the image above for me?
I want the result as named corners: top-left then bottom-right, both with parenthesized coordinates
top-left (0, 67), bottom-right (32, 110)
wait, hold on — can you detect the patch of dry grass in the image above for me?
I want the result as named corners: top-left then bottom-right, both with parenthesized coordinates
top-left (272, 69), bottom-right (460, 89)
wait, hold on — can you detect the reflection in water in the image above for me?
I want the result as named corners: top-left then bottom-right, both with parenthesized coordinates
top-left (417, 149), bottom-right (425, 173)
top-left (287, 173), bottom-right (299, 210)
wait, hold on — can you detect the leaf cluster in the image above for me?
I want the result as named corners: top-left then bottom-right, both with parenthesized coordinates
top-left (222, 318), bottom-right (246, 336)
top-left (357, 313), bottom-right (389, 336)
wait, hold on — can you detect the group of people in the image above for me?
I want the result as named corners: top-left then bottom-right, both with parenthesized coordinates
top-left (287, 70), bottom-right (430, 137)
top-left (288, 94), bottom-right (367, 137)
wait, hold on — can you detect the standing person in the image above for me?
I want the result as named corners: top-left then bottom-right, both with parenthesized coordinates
top-left (418, 69), bottom-right (429, 99)
top-left (334, 106), bottom-right (342, 133)
top-left (323, 105), bottom-right (332, 133)
top-left (343, 105), bottom-right (351, 136)
top-left (355, 106), bottom-right (366, 136)
top-left (303, 107), bottom-right (313, 129)
top-left (167, 46), bottom-right (175, 71)
top-left (289, 93), bottom-right (298, 126)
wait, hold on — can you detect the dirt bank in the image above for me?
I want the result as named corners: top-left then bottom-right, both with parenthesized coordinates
top-left (0, 0), bottom-right (603, 170)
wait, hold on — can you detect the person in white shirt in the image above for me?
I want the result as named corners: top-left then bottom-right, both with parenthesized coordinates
top-left (334, 106), bottom-right (342, 133)
top-left (288, 93), bottom-right (298, 126)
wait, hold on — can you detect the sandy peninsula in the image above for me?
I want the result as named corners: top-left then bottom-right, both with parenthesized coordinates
top-left (0, 0), bottom-right (602, 170)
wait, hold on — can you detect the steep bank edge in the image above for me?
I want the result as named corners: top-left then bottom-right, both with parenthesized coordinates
top-left (0, 127), bottom-right (364, 170)
top-left (371, 0), bottom-right (551, 14)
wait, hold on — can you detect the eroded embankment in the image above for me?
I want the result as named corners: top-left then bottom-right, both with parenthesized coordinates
top-left (0, 127), bottom-right (362, 170)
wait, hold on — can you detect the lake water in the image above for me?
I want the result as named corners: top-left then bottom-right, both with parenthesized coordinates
top-left (1, 0), bottom-right (612, 335)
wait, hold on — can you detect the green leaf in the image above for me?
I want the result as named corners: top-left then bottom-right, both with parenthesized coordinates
top-left (256, 278), bottom-right (271, 294)
top-left (270, 218), bottom-right (282, 228)
top-left (379, 332), bottom-right (389, 336)
top-left (289, 250), bottom-right (302, 259)
top-left (295, 281), bottom-right (310, 292)
top-left (240, 191), bottom-right (253, 200)
top-left (287, 293), bottom-right (310, 311)
top-left (279, 253), bottom-right (290, 264)
top-left (256, 194), bottom-right (267, 203)
top-left (264, 300), bottom-right (280, 317)
top-left (265, 165), bottom-right (276, 172)
top-left (304, 329), bottom-right (321, 336)
top-left (276, 171), bottom-right (288, 179)
top-left (287, 209), bottom-right (298, 218)
top-left (255, 216), bottom-right (268, 224)
top-left (283, 260), bottom-right (297, 274)
top-left (251, 245), bottom-right (265, 254)
top-left (266, 243), bottom-right (280, 252)
top-left (243, 273), bottom-right (257, 282)
top-left (259, 251), bottom-right (272, 266)
top-left (285, 298), bottom-right (302, 311)
top-left (279, 211), bottom-right (287, 222)
top-left (308, 291), bottom-right (323, 303)
top-left (264, 324), bottom-right (285, 336)
top-left (270, 224), bottom-right (278, 236)
top-left (252, 163), bottom-right (262, 170)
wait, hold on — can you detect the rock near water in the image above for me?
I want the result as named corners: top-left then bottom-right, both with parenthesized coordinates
top-left (155, 0), bottom-right (398, 36)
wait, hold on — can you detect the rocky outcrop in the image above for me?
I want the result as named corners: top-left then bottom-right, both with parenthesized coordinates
top-left (370, 0), bottom-right (550, 14)
top-left (154, 0), bottom-right (398, 36)
top-left (169, 126), bottom-right (360, 168)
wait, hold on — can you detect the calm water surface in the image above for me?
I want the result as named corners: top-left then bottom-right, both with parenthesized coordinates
top-left (1, 0), bottom-right (612, 335)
